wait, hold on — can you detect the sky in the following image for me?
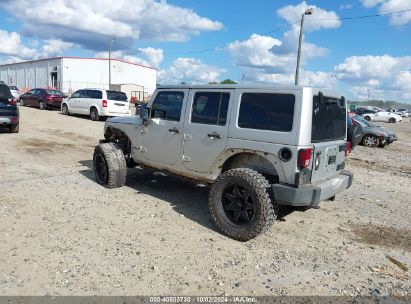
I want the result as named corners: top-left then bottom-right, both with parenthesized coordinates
top-left (1, 0), bottom-right (411, 102)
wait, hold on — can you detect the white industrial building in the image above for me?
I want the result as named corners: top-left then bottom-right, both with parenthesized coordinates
top-left (0, 57), bottom-right (157, 101)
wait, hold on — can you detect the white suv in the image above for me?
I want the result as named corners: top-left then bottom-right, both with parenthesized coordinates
top-left (61, 89), bottom-right (131, 121)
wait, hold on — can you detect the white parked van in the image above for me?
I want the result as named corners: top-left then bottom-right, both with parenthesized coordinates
top-left (61, 89), bottom-right (131, 121)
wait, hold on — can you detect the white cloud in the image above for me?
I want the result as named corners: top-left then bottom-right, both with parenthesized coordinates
top-left (360, 0), bottom-right (386, 8)
top-left (360, 0), bottom-right (411, 26)
top-left (0, 56), bottom-right (26, 65)
top-left (0, 30), bottom-right (76, 62)
top-left (0, 30), bottom-right (37, 59)
top-left (42, 39), bottom-right (74, 56)
top-left (242, 68), bottom-right (336, 89)
top-left (137, 47), bottom-right (164, 68)
top-left (158, 58), bottom-right (225, 84)
top-left (335, 55), bottom-right (411, 84)
top-left (0, 0), bottom-right (223, 51)
top-left (277, 1), bottom-right (341, 32)
top-left (95, 47), bottom-right (164, 68)
top-left (335, 55), bottom-right (411, 100)
top-left (225, 2), bottom-right (339, 90)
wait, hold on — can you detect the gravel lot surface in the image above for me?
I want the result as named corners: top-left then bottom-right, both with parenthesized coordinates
top-left (0, 106), bottom-right (410, 296)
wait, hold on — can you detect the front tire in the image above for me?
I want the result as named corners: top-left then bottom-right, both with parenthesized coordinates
top-left (19, 99), bottom-right (24, 106)
top-left (362, 135), bottom-right (379, 147)
top-left (208, 168), bottom-right (277, 241)
top-left (93, 143), bottom-right (127, 188)
top-left (39, 100), bottom-right (45, 110)
top-left (364, 115), bottom-right (371, 121)
top-left (90, 107), bottom-right (100, 121)
top-left (61, 104), bottom-right (70, 115)
top-left (388, 117), bottom-right (396, 123)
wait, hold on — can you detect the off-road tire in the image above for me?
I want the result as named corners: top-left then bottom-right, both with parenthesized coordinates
top-left (388, 117), bottom-right (396, 123)
top-left (9, 124), bottom-right (19, 133)
top-left (90, 107), bottom-right (100, 121)
top-left (362, 134), bottom-right (379, 147)
top-left (61, 104), bottom-right (69, 115)
top-left (93, 143), bottom-right (127, 188)
top-left (208, 168), bottom-right (277, 241)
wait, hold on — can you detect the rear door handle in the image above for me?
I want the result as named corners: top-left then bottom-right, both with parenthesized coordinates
top-left (208, 132), bottom-right (221, 139)
top-left (169, 127), bottom-right (180, 134)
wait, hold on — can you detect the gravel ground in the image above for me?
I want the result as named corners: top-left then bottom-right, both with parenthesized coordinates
top-left (0, 106), bottom-right (410, 296)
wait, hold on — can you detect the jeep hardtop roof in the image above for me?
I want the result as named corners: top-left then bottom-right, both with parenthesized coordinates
top-left (157, 84), bottom-right (341, 98)
top-left (157, 84), bottom-right (307, 90)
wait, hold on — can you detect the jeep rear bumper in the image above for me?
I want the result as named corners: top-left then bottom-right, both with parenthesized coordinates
top-left (272, 170), bottom-right (353, 207)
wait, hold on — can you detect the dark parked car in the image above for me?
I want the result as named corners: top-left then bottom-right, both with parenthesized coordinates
top-left (0, 84), bottom-right (19, 133)
top-left (350, 113), bottom-right (397, 148)
top-left (19, 88), bottom-right (66, 110)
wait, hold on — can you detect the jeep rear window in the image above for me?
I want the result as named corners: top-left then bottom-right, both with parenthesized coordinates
top-left (107, 91), bottom-right (128, 102)
top-left (238, 93), bottom-right (295, 132)
top-left (311, 94), bottom-right (346, 143)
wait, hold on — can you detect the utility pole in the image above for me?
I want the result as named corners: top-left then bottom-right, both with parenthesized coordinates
top-left (109, 37), bottom-right (116, 88)
top-left (295, 8), bottom-right (313, 86)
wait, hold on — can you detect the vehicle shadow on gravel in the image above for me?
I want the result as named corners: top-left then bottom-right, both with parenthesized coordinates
top-left (58, 112), bottom-right (108, 121)
top-left (78, 160), bottom-right (303, 232)
top-left (78, 160), bottom-right (218, 232)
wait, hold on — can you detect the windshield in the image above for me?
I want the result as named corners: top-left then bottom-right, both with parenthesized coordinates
top-left (311, 94), bottom-right (346, 143)
top-left (107, 91), bottom-right (128, 102)
top-left (46, 90), bottom-right (65, 96)
top-left (352, 114), bottom-right (373, 127)
top-left (9, 86), bottom-right (18, 90)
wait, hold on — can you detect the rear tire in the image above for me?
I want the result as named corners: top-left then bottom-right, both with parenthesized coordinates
top-left (93, 143), bottom-right (127, 188)
top-left (90, 107), bottom-right (100, 121)
top-left (208, 168), bottom-right (277, 241)
top-left (364, 115), bottom-right (371, 121)
top-left (362, 135), bottom-right (379, 147)
top-left (9, 124), bottom-right (19, 133)
top-left (388, 117), bottom-right (396, 123)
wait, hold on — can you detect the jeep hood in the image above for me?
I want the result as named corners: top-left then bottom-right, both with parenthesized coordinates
top-left (106, 115), bottom-right (142, 125)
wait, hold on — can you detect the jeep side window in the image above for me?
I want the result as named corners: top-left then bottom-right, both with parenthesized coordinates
top-left (238, 93), bottom-right (295, 132)
top-left (151, 91), bottom-right (184, 121)
top-left (191, 92), bottom-right (230, 125)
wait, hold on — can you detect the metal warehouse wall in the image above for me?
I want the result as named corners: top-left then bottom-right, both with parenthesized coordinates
top-left (62, 58), bottom-right (157, 96)
top-left (0, 58), bottom-right (62, 92)
top-left (0, 57), bottom-right (157, 98)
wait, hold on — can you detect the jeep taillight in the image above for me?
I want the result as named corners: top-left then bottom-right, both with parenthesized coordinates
top-left (345, 142), bottom-right (351, 157)
top-left (102, 100), bottom-right (107, 108)
top-left (8, 98), bottom-right (17, 106)
top-left (298, 148), bottom-right (313, 169)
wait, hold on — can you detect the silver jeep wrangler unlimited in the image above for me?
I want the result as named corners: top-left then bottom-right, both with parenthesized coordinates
top-left (94, 85), bottom-right (353, 241)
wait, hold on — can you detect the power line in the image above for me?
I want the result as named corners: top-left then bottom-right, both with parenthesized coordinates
top-left (312, 8), bottom-right (411, 21)
top-left (162, 20), bottom-right (300, 55)
top-left (162, 8), bottom-right (411, 56)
